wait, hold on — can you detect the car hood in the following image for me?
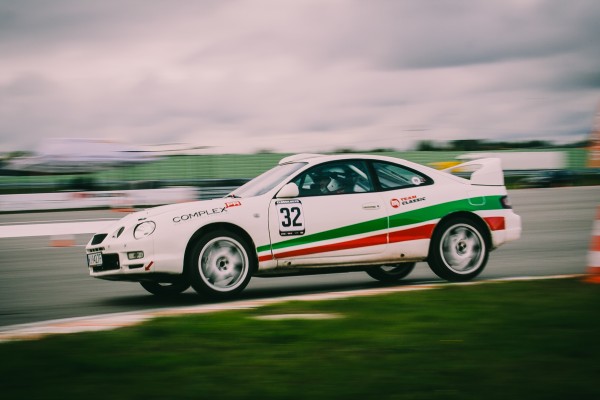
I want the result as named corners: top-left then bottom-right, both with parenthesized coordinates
top-left (135, 198), bottom-right (233, 219)
top-left (101, 198), bottom-right (230, 229)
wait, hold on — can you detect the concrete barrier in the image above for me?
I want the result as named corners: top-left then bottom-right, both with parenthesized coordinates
top-left (0, 221), bottom-right (114, 239)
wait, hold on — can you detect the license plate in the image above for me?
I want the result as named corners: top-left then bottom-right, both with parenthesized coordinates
top-left (87, 253), bottom-right (103, 267)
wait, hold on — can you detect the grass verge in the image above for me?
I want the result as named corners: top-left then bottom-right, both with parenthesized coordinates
top-left (0, 278), bottom-right (599, 400)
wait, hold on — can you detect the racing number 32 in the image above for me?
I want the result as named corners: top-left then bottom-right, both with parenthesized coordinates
top-left (276, 200), bottom-right (305, 236)
top-left (280, 206), bottom-right (302, 227)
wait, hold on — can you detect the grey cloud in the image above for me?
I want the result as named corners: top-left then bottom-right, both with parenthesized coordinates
top-left (0, 1), bottom-right (225, 54)
top-left (0, 72), bottom-right (56, 96)
top-left (0, 0), bottom-right (599, 153)
top-left (269, 1), bottom-right (597, 74)
top-left (354, 1), bottom-right (600, 70)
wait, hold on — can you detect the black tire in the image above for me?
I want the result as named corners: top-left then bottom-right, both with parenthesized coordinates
top-left (427, 217), bottom-right (489, 282)
top-left (189, 229), bottom-right (255, 299)
top-left (366, 263), bottom-right (415, 283)
top-left (140, 278), bottom-right (190, 297)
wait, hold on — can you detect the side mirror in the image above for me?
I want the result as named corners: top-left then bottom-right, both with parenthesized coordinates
top-left (276, 182), bottom-right (299, 198)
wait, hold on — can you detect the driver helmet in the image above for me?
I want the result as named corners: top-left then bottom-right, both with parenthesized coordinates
top-left (317, 174), bottom-right (341, 193)
top-left (326, 176), bottom-right (342, 193)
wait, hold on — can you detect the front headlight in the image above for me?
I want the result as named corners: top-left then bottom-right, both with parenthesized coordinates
top-left (112, 226), bottom-right (125, 238)
top-left (134, 221), bottom-right (156, 239)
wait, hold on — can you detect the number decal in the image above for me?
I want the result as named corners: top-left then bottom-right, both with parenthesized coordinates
top-left (280, 207), bottom-right (291, 227)
top-left (280, 206), bottom-right (302, 228)
top-left (276, 200), bottom-right (305, 236)
top-left (290, 207), bottom-right (302, 226)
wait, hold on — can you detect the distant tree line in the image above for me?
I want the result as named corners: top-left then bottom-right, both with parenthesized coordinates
top-left (415, 139), bottom-right (590, 152)
top-left (229, 139), bottom-right (592, 155)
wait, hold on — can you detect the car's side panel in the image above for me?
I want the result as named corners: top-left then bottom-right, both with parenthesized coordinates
top-left (146, 198), bottom-right (272, 275)
top-left (265, 192), bottom-right (389, 267)
top-left (150, 201), bottom-right (231, 274)
top-left (379, 182), bottom-right (445, 259)
top-left (255, 189), bottom-right (516, 270)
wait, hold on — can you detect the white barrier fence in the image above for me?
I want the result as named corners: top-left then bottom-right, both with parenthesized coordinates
top-left (0, 187), bottom-right (199, 213)
top-left (0, 221), bottom-right (113, 239)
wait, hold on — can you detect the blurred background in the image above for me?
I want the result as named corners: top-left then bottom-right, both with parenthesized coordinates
top-left (0, 0), bottom-right (599, 329)
top-left (0, 136), bottom-right (599, 212)
top-left (1, 1), bottom-right (599, 206)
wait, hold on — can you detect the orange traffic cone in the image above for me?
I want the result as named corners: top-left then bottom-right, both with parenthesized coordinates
top-left (583, 205), bottom-right (600, 283)
top-left (50, 234), bottom-right (76, 247)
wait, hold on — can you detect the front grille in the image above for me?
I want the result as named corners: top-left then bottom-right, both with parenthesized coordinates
top-left (87, 247), bottom-right (105, 253)
top-left (92, 253), bottom-right (120, 273)
top-left (91, 233), bottom-right (108, 245)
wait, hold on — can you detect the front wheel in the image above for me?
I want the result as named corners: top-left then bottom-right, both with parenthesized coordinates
top-left (189, 230), bottom-right (255, 299)
top-left (366, 263), bottom-right (415, 283)
top-left (140, 278), bottom-right (190, 297)
top-left (428, 217), bottom-right (489, 282)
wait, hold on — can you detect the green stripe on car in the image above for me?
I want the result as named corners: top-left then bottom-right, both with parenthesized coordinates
top-left (257, 196), bottom-right (504, 253)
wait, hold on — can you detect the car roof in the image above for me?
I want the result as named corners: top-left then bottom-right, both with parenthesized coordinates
top-left (279, 152), bottom-right (431, 170)
top-left (279, 153), bottom-right (418, 165)
top-left (278, 153), bottom-right (471, 185)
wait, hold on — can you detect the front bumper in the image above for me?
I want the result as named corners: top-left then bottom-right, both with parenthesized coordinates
top-left (86, 231), bottom-right (156, 280)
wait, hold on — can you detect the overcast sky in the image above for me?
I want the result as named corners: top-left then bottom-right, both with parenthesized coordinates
top-left (1, 0), bottom-right (599, 154)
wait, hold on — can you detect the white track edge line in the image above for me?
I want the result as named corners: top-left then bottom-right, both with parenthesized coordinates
top-left (0, 274), bottom-right (586, 342)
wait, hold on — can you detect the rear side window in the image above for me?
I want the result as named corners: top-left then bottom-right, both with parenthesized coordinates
top-left (372, 161), bottom-right (433, 190)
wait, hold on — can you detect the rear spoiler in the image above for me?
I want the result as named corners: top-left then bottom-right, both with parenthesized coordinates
top-left (442, 158), bottom-right (504, 186)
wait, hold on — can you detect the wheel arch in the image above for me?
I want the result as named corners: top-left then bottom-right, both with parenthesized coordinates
top-left (432, 211), bottom-right (492, 248)
top-left (183, 222), bottom-right (258, 275)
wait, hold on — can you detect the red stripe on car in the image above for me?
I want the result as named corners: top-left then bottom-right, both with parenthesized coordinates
top-left (258, 254), bottom-right (273, 262)
top-left (275, 233), bottom-right (388, 259)
top-left (389, 224), bottom-right (435, 243)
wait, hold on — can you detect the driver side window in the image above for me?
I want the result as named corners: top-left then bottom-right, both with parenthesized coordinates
top-left (293, 160), bottom-right (373, 197)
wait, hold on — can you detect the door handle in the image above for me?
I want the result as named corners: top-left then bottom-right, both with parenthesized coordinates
top-left (362, 203), bottom-right (381, 210)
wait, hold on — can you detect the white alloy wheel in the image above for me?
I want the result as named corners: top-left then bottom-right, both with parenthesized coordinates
top-left (439, 223), bottom-right (485, 275)
top-left (189, 230), bottom-right (254, 298)
top-left (428, 218), bottom-right (489, 282)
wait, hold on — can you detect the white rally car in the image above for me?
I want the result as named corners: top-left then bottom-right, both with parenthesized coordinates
top-left (86, 154), bottom-right (521, 298)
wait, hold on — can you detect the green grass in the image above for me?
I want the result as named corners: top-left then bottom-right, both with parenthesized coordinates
top-left (1, 278), bottom-right (599, 399)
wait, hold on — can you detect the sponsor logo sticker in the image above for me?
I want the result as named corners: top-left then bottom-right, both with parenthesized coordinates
top-left (390, 195), bottom-right (426, 207)
top-left (173, 207), bottom-right (227, 223)
top-left (225, 201), bottom-right (242, 208)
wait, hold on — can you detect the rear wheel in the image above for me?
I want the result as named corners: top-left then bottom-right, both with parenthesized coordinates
top-left (140, 278), bottom-right (190, 297)
top-left (366, 263), bottom-right (415, 283)
top-left (428, 217), bottom-right (489, 282)
top-left (189, 230), bottom-right (255, 299)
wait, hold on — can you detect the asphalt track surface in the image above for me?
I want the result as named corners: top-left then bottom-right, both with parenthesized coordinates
top-left (0, 186), bottom-right (598, 328)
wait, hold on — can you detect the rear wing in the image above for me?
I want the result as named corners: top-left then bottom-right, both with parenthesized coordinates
top-left (442, 158), bottom-right (504, 186)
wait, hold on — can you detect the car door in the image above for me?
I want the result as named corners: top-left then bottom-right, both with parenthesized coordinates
top-left (267, 160), bottom-right (388, 266)
top-left (371, 160), bottom-right (440, 260)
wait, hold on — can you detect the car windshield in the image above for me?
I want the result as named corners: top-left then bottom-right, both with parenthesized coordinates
top-left (228, 162), bottom-right (306, 198)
